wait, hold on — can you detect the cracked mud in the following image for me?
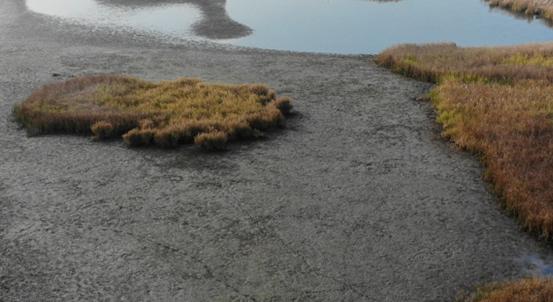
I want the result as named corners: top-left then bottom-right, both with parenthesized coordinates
top-left (2, 0), bottom-right (553, 301)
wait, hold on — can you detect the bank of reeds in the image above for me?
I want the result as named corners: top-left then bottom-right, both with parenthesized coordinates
top-left (14, 75), bottom-right (292, 150)
top-left (487, 0), bottom-right (553, 22)
top-left (459, 278), bottom-right (553, 302)
top-left (377, 43), bottom-right (553, 237)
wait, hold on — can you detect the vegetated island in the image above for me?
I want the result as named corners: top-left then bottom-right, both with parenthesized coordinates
top-left (14, 75), bottom-right (292, 151)
top-left (377, 42), bottom-right (553, 299)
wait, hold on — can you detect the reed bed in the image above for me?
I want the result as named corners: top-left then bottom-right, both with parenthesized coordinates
top-left (15, 75), bottom-right (292, 150)
top-left (459, 278), bottom-right (553, 302)
top-left (487, 0), bottom-right (553, 22)
top-left (377, 43), bottom-right (553, 83)
top-left (377, 43), bottom-right (553, 236)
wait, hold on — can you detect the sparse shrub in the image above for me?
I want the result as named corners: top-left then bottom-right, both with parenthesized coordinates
top-left (91, 121), bottom-right (114, 140)
top-left (14, 75), bottom-right (293, 150)
top-left (194, 131), bottom-right (228, 151)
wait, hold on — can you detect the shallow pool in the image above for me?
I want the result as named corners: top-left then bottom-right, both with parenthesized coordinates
top-left (26, 0), bottom-right (553, 54)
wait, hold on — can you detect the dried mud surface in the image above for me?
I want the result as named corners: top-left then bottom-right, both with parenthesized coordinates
top-left (1, 0), bottom-right (553, 301)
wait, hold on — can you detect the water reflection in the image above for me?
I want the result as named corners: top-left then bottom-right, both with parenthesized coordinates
top-left (488, 3), bottom-right (553, 26)
top-left (26, 0), bottom-right (202, 38)
top-left (26, 0), bottom-right (553, 54)
top-left (224, 0), bottom-right (553, 53)
top-left (520, 254), bottom-right (553, 276)
top-left (97, 0), bottom-right (251, 39)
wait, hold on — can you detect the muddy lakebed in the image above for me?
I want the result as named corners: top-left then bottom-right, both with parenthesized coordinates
top-left (2, 0), bottom-right (553, 301)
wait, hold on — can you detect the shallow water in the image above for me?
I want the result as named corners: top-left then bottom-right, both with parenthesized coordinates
top-left (27, 0), bottom-right (553, 54)
top-left (520, 254), bottom-right (553, 276)
top-left (26, 0), bottom-right (201, 38)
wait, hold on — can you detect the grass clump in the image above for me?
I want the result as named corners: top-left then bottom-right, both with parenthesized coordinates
top-left (15, 75), bottom-right (292, 150)
top-left (459, 278), bottom-right (553, 302)
top-left (91, 120), bottom-right (114, 140)
top-left (194, 131), bottom-right (228, 151)
top-left (377, 42), bottom-right (553, 237)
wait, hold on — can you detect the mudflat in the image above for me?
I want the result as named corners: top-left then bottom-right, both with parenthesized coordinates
top-left (1, 0), bottom-right (553, 301)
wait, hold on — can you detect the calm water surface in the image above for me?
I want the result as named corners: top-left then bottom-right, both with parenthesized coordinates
top-left (26, 0), bottom-right (201, 37)
top-left (26, 0), bottom-right (553, 54)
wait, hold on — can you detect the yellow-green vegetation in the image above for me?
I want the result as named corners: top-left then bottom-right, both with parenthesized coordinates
top-left (376, 43), bottom-right (553, 237)
top-left (377, 43), bottom-right (553, 83)
top-left (459, 278), bottom-right (553, 302)
top-left (487, 0), bottom-right (553, 22)
top-left (15, 75), bottom-right (292, 150)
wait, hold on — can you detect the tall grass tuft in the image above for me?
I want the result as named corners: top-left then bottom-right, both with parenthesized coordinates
top-left (377, 43), bottom-right (553, 237)
top-left (91, 121), bottom-right (114, 140)
top-left (15, 75), bottom-right (293, 150)
top-left (194, 131), bottom-right (228, 151)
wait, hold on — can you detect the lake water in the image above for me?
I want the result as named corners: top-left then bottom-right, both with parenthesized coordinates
top-left (26, 0), bottom-right (553, 54)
